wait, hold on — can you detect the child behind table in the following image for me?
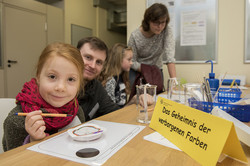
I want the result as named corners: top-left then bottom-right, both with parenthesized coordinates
top-left (98, 43), bottom-right (133, 108)
top-left (3, 42), bottom-right (85, 151)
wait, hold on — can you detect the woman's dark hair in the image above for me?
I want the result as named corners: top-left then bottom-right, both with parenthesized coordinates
top-left (142, 3), bottom-right (170, 31)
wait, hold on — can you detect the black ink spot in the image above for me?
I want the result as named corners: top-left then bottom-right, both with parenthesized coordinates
top-left (76, 148), bottom-right (100, 158)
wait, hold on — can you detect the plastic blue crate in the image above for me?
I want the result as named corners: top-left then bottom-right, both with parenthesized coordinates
top-left (218, 88), bottom-right (242, 98)
top-left (216, 97), bottom-right (241, 104)
top-left (189, 97), bottom-right (250, 122)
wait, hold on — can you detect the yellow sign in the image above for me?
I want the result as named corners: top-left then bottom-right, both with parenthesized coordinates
top-left (149, 97), bottom-right (247, 166)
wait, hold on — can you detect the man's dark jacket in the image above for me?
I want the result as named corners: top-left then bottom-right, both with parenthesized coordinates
top-left (78, 79), bottom-right (120, 121)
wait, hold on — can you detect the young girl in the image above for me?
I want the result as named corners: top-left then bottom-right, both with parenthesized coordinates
top-left (99, 43), bottom-right (133, 108)
top-left (3, 42), bottom-right (85, 151)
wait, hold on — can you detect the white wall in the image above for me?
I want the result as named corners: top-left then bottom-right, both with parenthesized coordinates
top-left (127, 0), bottom-right (145, 39)
top-left (127, 0), bottom-right (250, 85)
top-left (97, 7), bottom-right (126, 48)
top-left (64, 0), bottom-right (97, 44)
top-left (64, 0), bottom-right (126, 48)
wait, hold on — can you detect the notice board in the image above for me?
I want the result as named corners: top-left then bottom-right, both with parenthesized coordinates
top-left (147, 0), bottom-right (218, 63)
top-left (245, 0), bottom-right (250, 63)
top-left (0, 3), bottom-right (2, 68)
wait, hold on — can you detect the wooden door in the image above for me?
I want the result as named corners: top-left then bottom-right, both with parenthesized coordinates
top-left (3, 5), bottom-right (46, 97)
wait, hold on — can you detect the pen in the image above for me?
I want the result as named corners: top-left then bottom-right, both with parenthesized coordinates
top-left (230, 79), bottom-right (235, 88)
top-left (15, 112), bottom-right (73, 117)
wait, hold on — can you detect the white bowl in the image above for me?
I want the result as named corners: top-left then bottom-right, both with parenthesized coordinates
top-left (67, 124), bottom-right (105, 141)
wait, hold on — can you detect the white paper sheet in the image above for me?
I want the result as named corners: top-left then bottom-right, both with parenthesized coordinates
top-left (144, 132), bottom-right (181, 151)
top-left (28, 120), bottom-right (145, 166)
top-left (181, 0), bottom-right (206, 6)
top-left (180, 10), bottom-right (207, 46)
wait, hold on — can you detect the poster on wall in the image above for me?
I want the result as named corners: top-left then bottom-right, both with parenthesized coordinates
top-left (180, 10), bottom-right (206, 46)
top-left (181, 0), bottom-right (206, 6)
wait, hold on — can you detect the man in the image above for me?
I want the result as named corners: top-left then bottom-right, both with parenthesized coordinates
top-left (77, 37), bottom-right (120, 121)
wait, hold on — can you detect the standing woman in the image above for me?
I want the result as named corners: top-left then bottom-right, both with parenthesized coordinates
top-left (128, 3), bottom-right (177, 86)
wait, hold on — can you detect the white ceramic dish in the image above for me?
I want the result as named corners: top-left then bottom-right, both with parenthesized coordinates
top-left (67, 124), bottom-right (105, 141)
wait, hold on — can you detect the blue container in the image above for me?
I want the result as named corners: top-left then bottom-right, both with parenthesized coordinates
top-left (222, 79), bottom-right (241, 86)
top-left (218, 88), bottom-right (242, 98)
top-left (189, 97), bottom-right (250, 122)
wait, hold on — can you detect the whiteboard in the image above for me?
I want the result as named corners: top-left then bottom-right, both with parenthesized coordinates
top-left (245, 0), bottom-right (250, 63)
top-left (71, 24), bottom-right (92, 47)
top-left (147, 0), bottom-right (218, 63)
top-left (0, 3), bottom-right (2, 68)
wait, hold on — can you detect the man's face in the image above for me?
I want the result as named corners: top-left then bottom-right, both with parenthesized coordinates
top-left (79, 43), bottom-right (106, 81)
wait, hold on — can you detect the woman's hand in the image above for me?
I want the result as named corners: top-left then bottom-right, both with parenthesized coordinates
top-left (25, 110), bottom-right (46, 142)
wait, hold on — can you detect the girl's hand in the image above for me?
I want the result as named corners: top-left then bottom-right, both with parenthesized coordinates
top-left (25, 110), bottom-right (46, 142)
top-left (138, 94), bottom-right (154, 107)
top-left (127, 94), bottom-right (154, 107)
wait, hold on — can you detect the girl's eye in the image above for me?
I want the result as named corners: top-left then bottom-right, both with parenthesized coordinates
top-left (68, 77), bottom-right (76, 82)
top-left (48, 75), bottom-right (56, 79)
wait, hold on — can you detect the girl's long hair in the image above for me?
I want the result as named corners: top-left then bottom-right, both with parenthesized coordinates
top-left (98, 43), bottom-right (132, 96)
